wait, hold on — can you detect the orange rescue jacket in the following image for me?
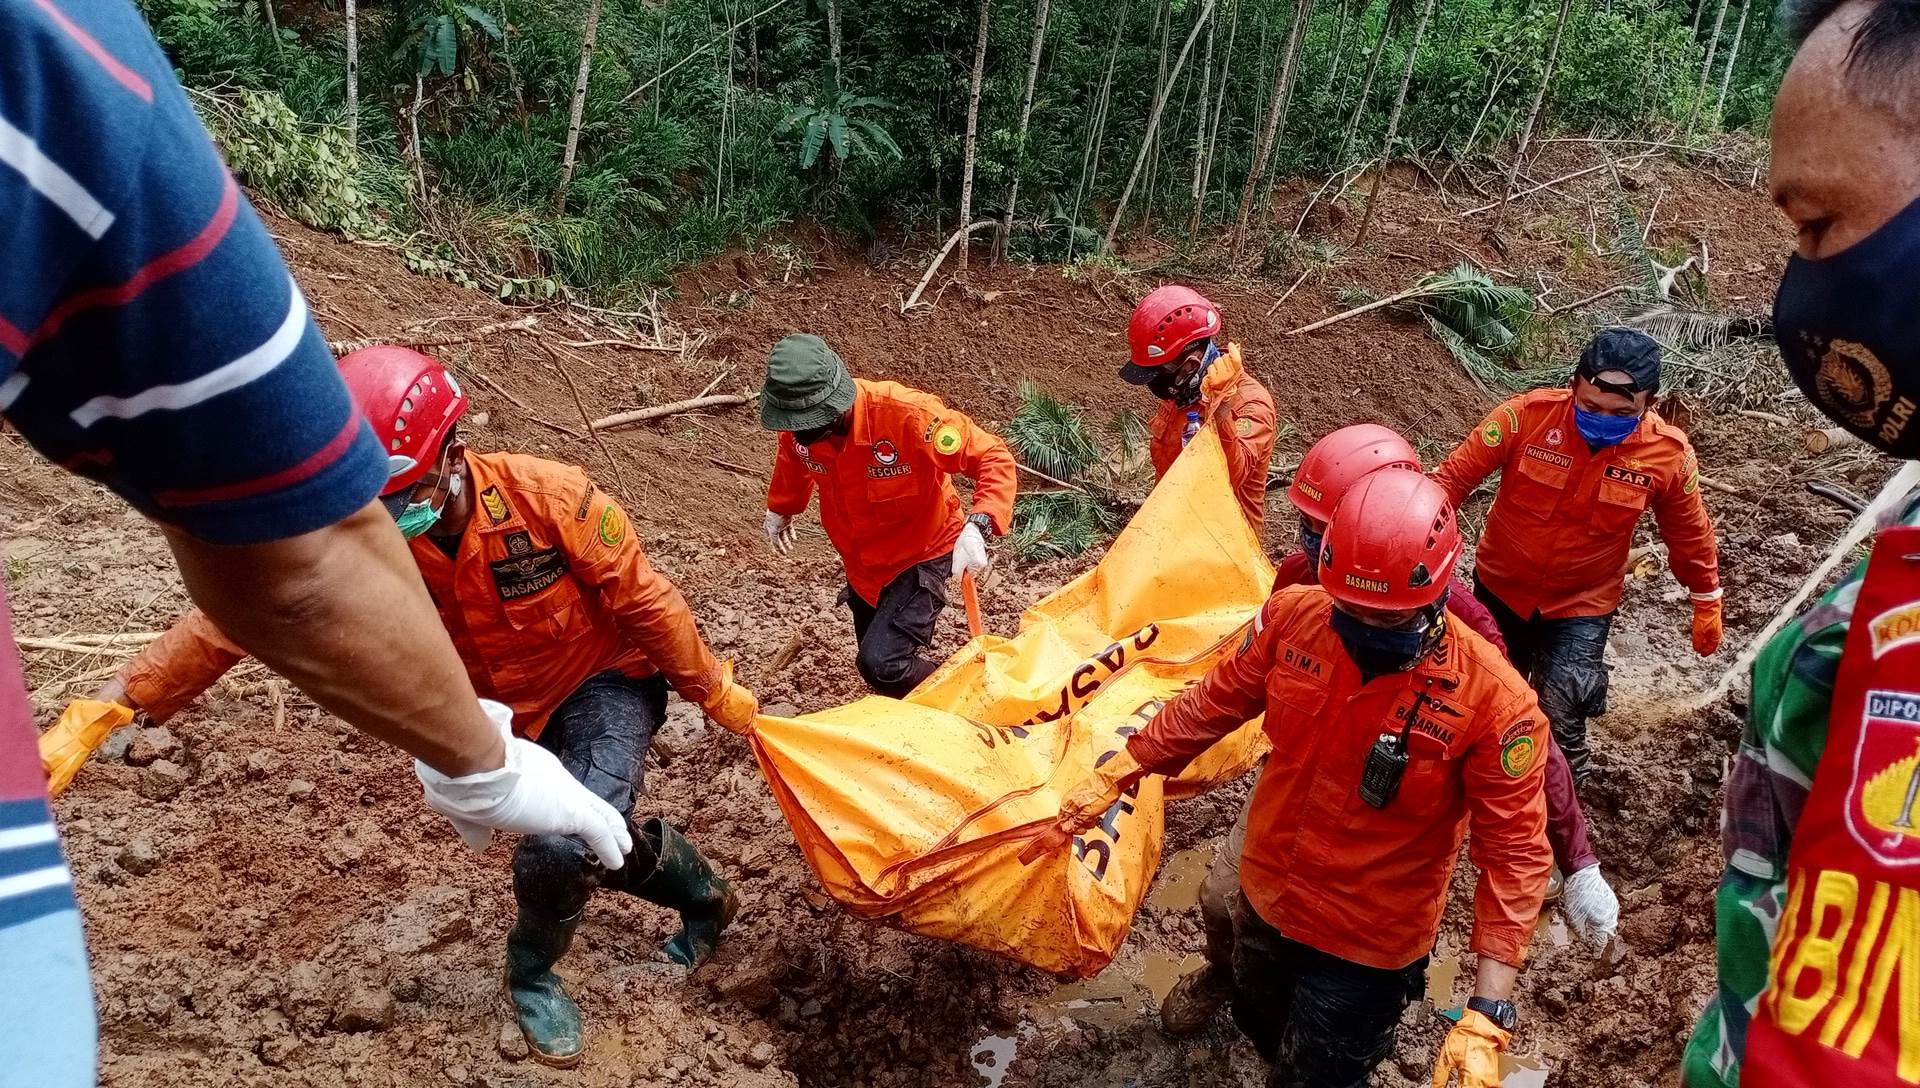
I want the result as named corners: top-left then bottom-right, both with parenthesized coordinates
top-left (1148, 343), bottom-right (1276, 531)
top-left (1432, 387), bottom-right (1720, 620)
top-left (1127, 585), bottom-right (1552, 970)
top-left (114, 451), bottom-right (722, 740)
top-left (766, 379), bottom-right (1017, 606)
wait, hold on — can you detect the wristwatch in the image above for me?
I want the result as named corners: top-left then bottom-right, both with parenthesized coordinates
top-left (1466, 996), bottom-right (1518, 1033)
top-left (967, 512), bottom-right (998, 537)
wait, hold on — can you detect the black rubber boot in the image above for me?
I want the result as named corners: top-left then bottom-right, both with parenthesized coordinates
top-left (1160, 961), bottom-right (1232, 1037)
top-left (505, 910), bottom-right (585, 1067)
top-left (625, 818), bottom-right (739, 967)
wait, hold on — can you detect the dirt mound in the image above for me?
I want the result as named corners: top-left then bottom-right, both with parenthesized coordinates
top-left (9, 142), bottom-right (1883, 1088)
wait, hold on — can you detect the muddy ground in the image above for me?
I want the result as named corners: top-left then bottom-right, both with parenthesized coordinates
top-left (6, 141), bottom-right (1897, 1088)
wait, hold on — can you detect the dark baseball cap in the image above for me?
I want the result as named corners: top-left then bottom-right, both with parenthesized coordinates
top-left (1577, 328), bottom-right (1661, 394)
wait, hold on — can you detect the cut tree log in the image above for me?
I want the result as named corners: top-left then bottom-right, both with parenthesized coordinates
top-left (1807, 426), bottom-right (1861, 454)
top-left (1735, 409), bottom-right (1796, 428)
top-left (590, 394), bottom-right (751, 432)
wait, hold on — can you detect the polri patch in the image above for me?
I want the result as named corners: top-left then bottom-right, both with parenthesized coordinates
top-left (481, 486), bottom-right (510, 525)
top-left (491, 548), bottom-right (568, 600)
top-left (598, 504), bottom-right (626, 547)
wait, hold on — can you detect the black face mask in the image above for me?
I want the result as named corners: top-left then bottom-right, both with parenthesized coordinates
top-left (1145, 343), bottom-right (1220, 407)
top-left (792, 425), bottom-right (831, 446)
top-left (1328, 597), bottom-right (1447, 676)
top-left (1299, 518), bottom-right (1325, 575)
top-left (1773, 194), bottom-right (1920, 457)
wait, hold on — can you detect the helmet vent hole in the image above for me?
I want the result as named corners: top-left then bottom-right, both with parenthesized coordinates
top-left (1410, 564), bottom-right (1433, 588)
top-left (394, 418), bottom-right (407, 430)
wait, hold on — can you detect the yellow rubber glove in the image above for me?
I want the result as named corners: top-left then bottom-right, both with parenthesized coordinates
top-left (1018, 747), bottom-right (1145, 864)
top-left (1431, 1010), bottom-right (1510, 1088)
top-left (703, 661), bottom-right (760, 735)
top-left (39, 700), bottom-right (136, 796)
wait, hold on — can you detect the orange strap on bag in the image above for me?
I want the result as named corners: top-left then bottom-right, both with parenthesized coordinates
top-left (39, 700), bottom-right (136, 795)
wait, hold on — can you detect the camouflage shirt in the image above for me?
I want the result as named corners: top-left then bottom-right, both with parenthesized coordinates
top-left (1683, 496), bottom-right (1920, 1087)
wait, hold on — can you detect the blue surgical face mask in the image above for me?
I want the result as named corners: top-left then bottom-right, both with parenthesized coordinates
top-left (1328, 599), bottom-right (1446, 675)
top-left (1573, 405), bottom-right (1639, 449)
top-left (1299, 518), bottom-right (1325, 575)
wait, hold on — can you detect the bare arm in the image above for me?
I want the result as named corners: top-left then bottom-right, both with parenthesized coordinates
top-left (164, 499), bottom-right (503, 776)
top-left (1472, 956), bottom-right (1519, 1002)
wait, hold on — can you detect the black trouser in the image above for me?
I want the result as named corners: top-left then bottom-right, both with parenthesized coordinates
top-left (1473, 572), bottom-right (1614, 785)
top-left (1229, 892), bottom-right (1427, 1088)
top-left (512, 671), bottom-right (667, 920)
top-left (847, 554), bottom-right (951, 698)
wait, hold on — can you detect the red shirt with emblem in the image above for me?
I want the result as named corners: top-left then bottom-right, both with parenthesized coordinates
top-left (766, 379), bottom-right (1018, 605)
top-left (1127, 584), bottom-right (1552, 969)
top-left (1432, 387), bottom-right (1719, 619)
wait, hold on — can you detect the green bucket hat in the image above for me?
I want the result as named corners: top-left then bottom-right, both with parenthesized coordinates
top-left (760, 333), bottom-right (857, 432)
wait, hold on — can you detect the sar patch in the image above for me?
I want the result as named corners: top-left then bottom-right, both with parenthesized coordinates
top-left (1499, 718), bottom-right (1536, 745)
top-left (1603, 464), bottom-right (1655, 490)
top-left (491, 548), bottom-right (568, 600)
top-left (505, 531), bottom-right (534, 556)
top-left (480, 486), bottom-right (510, 525)
top-left (598, 505), bottom-right (627, 547)
top-left (933, 424), bottom-right (964, 456)
top-left (1500, 734), bottom-right (1537, 778)
top-left (1480, 419), bottom-right (1504, 448)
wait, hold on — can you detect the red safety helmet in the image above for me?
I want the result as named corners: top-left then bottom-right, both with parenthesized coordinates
top-left (339, 346), bottom-right (469, 497)
top-left (1120, 285), bottom-right (1222, 383)
top-left (1317, 470), bottom-right (1461, 611)
top-left (1288, 424), bottom-right (1422, 523)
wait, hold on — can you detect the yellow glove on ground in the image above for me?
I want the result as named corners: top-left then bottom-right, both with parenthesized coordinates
top-left (704, 662), bottom-right (760, 735)
top-left (40, 700), bottom-right (136, 796)
top-left (1431, 1010), bottom-right (1510, 1088)
top-left (1019, 747), bottom-right (1145, 864)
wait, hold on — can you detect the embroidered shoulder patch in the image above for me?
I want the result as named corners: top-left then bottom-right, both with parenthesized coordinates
top-left (933, 424), bottom-right (964, 455)
top-left (1480, 419), bottom-right (1504, 448)
top-left (1501, 735), bottom-right (1537, 778)
top-left (1234, 416), bottom-right (1255, 438)
top-left (598, 504), bottom-right (626, 547)
top-left (575, 484), bottom-right (593, 520)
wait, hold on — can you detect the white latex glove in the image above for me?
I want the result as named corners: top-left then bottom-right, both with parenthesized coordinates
top-left (415, 699), bottom-right (633, 869)
top-left (1562, 864), bottom-right (1620, 947)
top-left (764, 510), bottom-right (795, 556)
top-left (951, 521), bottom-right (991, 579)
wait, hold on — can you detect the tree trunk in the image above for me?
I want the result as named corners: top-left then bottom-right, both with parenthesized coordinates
top-left (1712, 0), bottom-right (1752, 121)
top-left (1334, 4), bottom-right (1395, 167)
top-left (1140, 0), bottom-right (1172, 234)
top-left (344, 0), bottom-right (358, 148)
top-left (263, 0), bottom-right (282, 53)
top-left (827, 0), bottom-right (843, 84)
top-left (1325, 0), bottom-right (1352, 92)
top-left (496, 0), bottom-right (528, 133)
top-left (1069, 0), bottom-right (1131, 256)
top-left (408, 75), bottom-right (428, 199)
top-left (553, 0), bottom-right (605, 211)
top-left (996, 0), bottom-right (1052, 263)
top-left (1104, 0), bottom-right (1217, 250)
top-left (1490, 0), bottom-right (1572, 230)
top-left (1230, 0), bottom-right (1313, 261)
top-left (1257, 0), bottom-right (1318, 217)
top-left (1352, 0), bottom-right (1436, 245)
top-left (957, 0), bottom-right (993, 277)
top-left (1191, 0), bottom-right (1238, 233)
top-left (1190, 11), bottom-right (1215, 207)
top-left (1694, 0), bottom-right (1730, 123)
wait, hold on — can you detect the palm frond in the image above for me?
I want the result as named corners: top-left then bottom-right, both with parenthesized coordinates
top-left (1621, 304), bottom-right (1773, 351)
top-left (1011, 491), bottom-right (1117, 559)
top-left (1006, 382), bottom-right (1100, 482)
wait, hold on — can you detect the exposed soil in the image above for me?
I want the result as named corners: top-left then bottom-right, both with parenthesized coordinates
top-left (7, 140), bottom-right (1898, 1088)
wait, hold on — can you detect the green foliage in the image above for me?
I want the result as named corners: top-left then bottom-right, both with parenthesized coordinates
top-left (1006, 381), bottom-right (1102, 482)
top-left (1012, 491), bottom-right (1120, 559)
top-left (189, 87), bottom-right (389, 234)
top-left (395, 3), bottom-right (504, 78)
top-left (1409, 264), bottom-right (1560, 391)
top-left (779, 81), bottom-right (904, 168)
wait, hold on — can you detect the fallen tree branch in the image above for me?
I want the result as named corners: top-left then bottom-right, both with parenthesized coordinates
top-left (707, 455), bottom-right (766, 478)
top-left (1265, 269), bottom-right (1312, 318)
top-left (1736, 409), bottom-right (1796, 428)
top-left (559, 338), bottom-right (684, 353)
top-left (527, 415), bottom-right (585, 438)
top-left (467, 368), bottom-right (532, 412)
top-left (902, 220), bottom-right (999, 313)
top-left (1016, 462), bottom-right (1089, 493)
top-left (1460, 159), bottom-right (1637, 218)
top-left (1287, 283), bottom-right (1432, 336)
top-left (542, 343), bottom-right (630, 495)
top-left (1542, 283), bottom-right (1635, 315)
top-left (1695, 474), bottom-right (1741, 497)
top-left (326, 315), bottom-right (537, 354)
top-left (16, 633), bottom-right (161, 654)
top-left (590, 394), bottom-right (751, 432)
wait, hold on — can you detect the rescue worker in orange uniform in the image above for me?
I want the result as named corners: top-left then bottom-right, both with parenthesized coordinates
top-left (759, 333), bottom-right (1018, 696)
top-left (1433, 328), bottom-right (1723, 783)
top-left (99, 347), bottom-right (759, 1068)
top-left (1120, 285), bottom-right (1277, 533)
top-left (1037, 470), bottom-right (1550, 1088)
